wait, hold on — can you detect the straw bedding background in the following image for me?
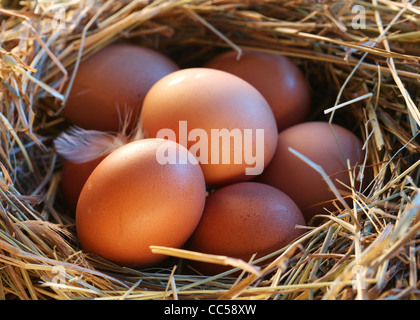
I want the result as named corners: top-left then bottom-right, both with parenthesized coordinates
top-left (0, 0), bottom-right (419, 300)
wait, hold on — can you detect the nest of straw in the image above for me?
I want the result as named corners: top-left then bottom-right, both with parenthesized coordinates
top-left (0, 0), bottom-right (419, 300)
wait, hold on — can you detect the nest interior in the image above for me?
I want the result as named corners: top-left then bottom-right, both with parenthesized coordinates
top-left (0, 0), bottom-right (419, 300)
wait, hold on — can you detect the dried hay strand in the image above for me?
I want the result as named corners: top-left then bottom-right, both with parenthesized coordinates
top-left (0, 0), bottom-right (419, 300)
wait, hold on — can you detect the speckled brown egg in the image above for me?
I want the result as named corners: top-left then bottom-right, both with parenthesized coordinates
top-left (76, 138), bottom-right (206, 267)
top-left (62, 43), bottom-right (179, 132)
top-left (140, 68), bottom-right (278, 187)
top-left (205, 50), bottom-right (311, 132)
top-left (186, 182), bottom-right (306, 275)
top-left (257, 121), bottom-right (365, 222)
top-left (60, 156), bottom-right (106, 213)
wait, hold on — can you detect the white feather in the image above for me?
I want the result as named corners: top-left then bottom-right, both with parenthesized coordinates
top-left (54, 108), bottom-right (145, 163)
top-left (54, 127), bottom-right (126, 163)
top-left (54, 126), bottom-right (144, 165)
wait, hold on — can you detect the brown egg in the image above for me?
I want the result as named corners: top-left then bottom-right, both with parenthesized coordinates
top-left (140, 68), bottom-right (278, 187)
top-left (76, 138), bottom-right (206, 267)
top-left (257, 121), bottom-right (365, 222)
top-left (205, 50), bottom-right (311, 132)
top-left (62, 43), bottom-right (179, 132)
top-left (186, 182), bottom-right (306, 275)
top-left (60, 156), bottom-right (106, 213)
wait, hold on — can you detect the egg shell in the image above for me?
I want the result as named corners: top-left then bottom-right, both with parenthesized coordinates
top-left (204, 50), bottom-right (311, 132)
top-left (186, 182), bottom-right (306, 275)
top-left (63, 43), bottom-right (179, 132)
top-left (76, 138), bottom-right (207, 267)
top-left (60, 156), bottom-right (106, 213)
top-left (257, 121), bottom-right (365, 222)
top-left (140, 67), bottom-right (278, 187)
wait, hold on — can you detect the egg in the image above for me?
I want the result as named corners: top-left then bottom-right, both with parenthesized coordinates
top-left (62, 43), bottom-right (179, 132)
top-left (76, 138), bottom-right (207, 267)
top-left (204, 50), bottom-right (311, 132)
top-left (140, 68), bottom-right (278, 187)
top-left (60, 156), bottom-right (106, 213)
top-left (257, 121), bottom-right (365, 222)
top-left (186, 182), bottom-right (306, 275)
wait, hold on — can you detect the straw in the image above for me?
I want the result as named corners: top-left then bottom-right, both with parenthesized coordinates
top-left (0, 0), bottom-right (419, 300)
